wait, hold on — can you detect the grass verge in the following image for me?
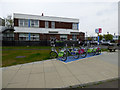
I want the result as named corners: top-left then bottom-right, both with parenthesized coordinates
top-left (2, 46), bottom-right (51, 67)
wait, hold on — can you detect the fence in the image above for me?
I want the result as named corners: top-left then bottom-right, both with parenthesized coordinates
top-left (2, 40), bottom-right (79, 46)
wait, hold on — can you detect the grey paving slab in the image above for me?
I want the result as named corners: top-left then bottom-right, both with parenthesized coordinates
top-left (31, 63), bottom-right (44, 74)
top-left (9, 73), bottom-right (29, 84)
top-left (45, 72), bottom-right (64, 88)
top-left (2, 70), bottom-right (18, 88)
top-left (26, 73), bottom-right (45, 88)
top-left (20, 63), bottom-right (33, 70)
top-left (61, 76), bottom-right (80, 87)
top-left (7, 82), bottom-right (27, 88)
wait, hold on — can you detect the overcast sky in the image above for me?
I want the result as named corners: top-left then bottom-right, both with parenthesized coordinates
top-left (0, 0), bottom-right (119, 36)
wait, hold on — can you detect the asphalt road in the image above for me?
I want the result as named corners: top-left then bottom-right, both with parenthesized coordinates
top-left (85, 79), bottom-right (118, 88)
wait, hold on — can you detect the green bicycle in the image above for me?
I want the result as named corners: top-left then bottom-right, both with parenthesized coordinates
top-left (50, 45), bottom-right (67, 61)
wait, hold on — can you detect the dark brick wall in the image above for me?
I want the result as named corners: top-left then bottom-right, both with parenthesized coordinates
top-left (55, 22), bottom-right (72, 29)
top-left (39, 20), bottom-right (45, 28)
top-left (68, 35), bottom-right (72, 40)
top-left (48, 21), bottom-right (51, 28)
top-left (14, 18), bottom-right (18, 26)
top-left (14, 33), bottom-right (19, 41)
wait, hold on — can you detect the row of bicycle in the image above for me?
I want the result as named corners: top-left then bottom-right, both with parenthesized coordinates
top-left (50, 44), bottom-right (101, 61)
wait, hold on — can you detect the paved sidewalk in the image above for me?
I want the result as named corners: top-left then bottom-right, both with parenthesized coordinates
top-left (2, 52), bottom-right (118, 88)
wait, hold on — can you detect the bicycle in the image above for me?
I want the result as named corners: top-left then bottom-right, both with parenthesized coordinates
top-left (86, 45), bottom-right (96, 56)
top-left (94, 46), bottom-right (101, 55)
top-left (77, 45), bottom-right (87, 58)
top-left (65, 44), bottom-right (79, 59)
top-left (50, 44), bottom-right (67, 61)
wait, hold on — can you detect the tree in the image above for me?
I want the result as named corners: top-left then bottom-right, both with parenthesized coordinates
top-left (96, 35), bottom-right (103, 41)
top-left (119, 36), bottom-right (120, 40)
top-left (88, 37), bottom-right (92, 41)
top-left (2, 18), bottom-right (5, 26)
top-left (5, 15), bottom-right (13, 27)
top-left (99, 35), bottom-right (103, 40)
top-left (104, 34), bottom-right (113, 41)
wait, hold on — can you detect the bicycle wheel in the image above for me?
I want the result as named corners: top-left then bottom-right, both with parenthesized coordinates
top-left (61, 54), bottom-right (67, 61)
top-left (96, 50), bottom-right (101, 55)
top-left (81, 52), bottom-right (87, 58)
top-left (50, 51), bottom-right (58, 58)
top-left (73, 52), bottom-right (79, 59)
top-left (89, 51), bottom-right (95, 56)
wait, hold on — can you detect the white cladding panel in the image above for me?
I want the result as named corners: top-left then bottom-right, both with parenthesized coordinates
top-left (14, 27), bottom-right (80, 34)
top-left (14, 13), bottom-right (79, 23)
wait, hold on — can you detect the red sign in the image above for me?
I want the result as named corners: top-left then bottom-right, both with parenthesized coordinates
top-left (99, 28), bottom-right (102, 33)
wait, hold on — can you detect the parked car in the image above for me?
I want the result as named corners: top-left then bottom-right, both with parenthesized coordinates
top-left (108, 43), bottom-right (117, 52)
top-left (90, 41), bottom-right (98, 45)
top-left (101, 40), bottom-right (111, 46)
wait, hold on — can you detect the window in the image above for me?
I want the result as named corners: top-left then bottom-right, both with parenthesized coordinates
top-left (72, 35), bottom-right (77, 41)
top-left (30, 20), bottom-right (39, 27)
top-left (72, 23), bottom-right (78, 30)
top-left (19, 19), bottom-right (24, 26)
top-left (51, 21), bottom-right (55, 28)
top-left (45, 21), bottom-right (49, 28)
top-left (19, 19), bottom-right (28, 27)
top-left (24, 19), bottom-right (28, 27)
top-left (19, 33), bottom-right (39, 41)
top-left (30, 34), bottom-right (39, 41)
top-left (3, 33), bottom-right (14, 41)
top-left (60, 35), bottom-right (67, 41)
top-left (19, 33), bottom-right (29, 41)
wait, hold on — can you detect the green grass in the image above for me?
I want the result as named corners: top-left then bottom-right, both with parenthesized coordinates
top-left (2, 46), bottom-right (51, 67)
top-left (2, 46), bottom-right (108, 67)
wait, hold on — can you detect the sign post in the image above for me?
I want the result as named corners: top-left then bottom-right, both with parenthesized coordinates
top-left (95, 28), bottom-right (102, 45)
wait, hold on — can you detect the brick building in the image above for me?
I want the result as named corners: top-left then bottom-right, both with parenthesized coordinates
top-left (13, 13), bottom-right (85, 41)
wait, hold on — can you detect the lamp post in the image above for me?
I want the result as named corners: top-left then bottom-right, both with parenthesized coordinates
top-left (95, 28), bottom-right (102, 45)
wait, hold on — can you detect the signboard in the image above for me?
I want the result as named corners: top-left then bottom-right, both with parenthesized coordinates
top-left (95, 29), bottom-right (99, 33)
top-left (95, 28), bottom-right (102, 33)
top-left (98, 28), bottom-right (102, 33)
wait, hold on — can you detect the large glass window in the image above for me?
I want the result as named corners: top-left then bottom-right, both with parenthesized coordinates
top-left (72, 35), bottom-right (77, 41)
top-left (19, 33), bottom-right (29, 41)
top-left (45, 21), bottom-right (49, 28)
top-left (51, 21), bottom-right (55, 28)
top-left (3, 33), bottom-right (14, 41)
top-left (19, 33), bottom-right (39, 41)
top-left (19, 19), bottom-right (24, 26)
top-left (60, 35), bottom-right (67, 41)
top-left (19, 19), bottom-right (28, 27)
top-left (30, 20), bottom-right (39, 27)
top-left (72, 23), bottom-right (78, 30)
top-left (30, 34), bottom-right (39, 41)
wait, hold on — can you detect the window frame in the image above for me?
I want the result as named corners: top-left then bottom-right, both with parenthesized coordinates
top-left (51, 21), bottom-right (55, 28)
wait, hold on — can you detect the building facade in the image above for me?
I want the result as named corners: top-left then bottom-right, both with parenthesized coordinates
top-left (13, 13), bottom-right (85, 41)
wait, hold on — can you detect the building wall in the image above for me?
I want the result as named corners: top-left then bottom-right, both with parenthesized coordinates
top-left (49, 21), bottom-right (51, 28)
top-left (14, 18), bottom-right (78, 30)
top-left (68, 35), bottom-right (72, 40)
top-left (14, 18), bottom-right (18, 26)
top-left (39, 34), bottom-right (60, 40)
top-left (14, 33), bottom-right (19, 40)
top-left (55, 22), bottom-right (72, 29)
top-left (39, 20), bottom-right (45, 28)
